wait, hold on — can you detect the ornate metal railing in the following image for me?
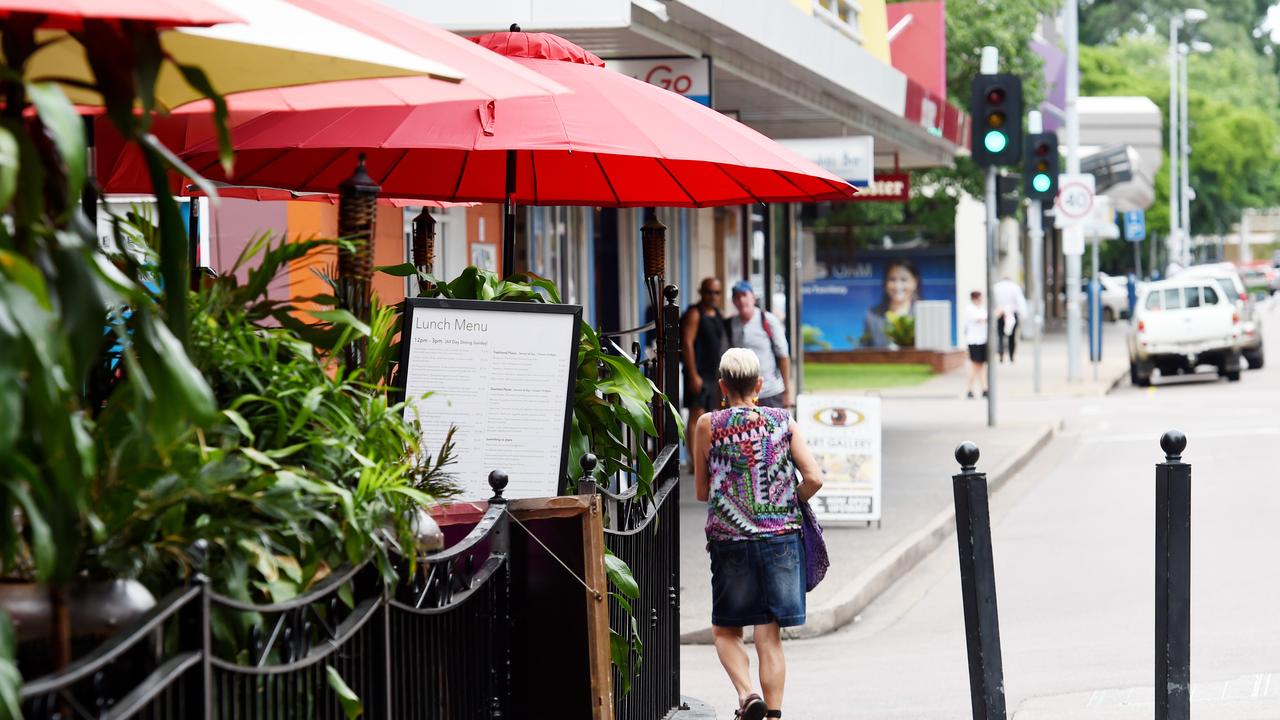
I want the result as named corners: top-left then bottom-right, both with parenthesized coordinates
top-left (18, 473), bottom-right (513, 720)
top-left (594, 277), bottom-right (684, 720)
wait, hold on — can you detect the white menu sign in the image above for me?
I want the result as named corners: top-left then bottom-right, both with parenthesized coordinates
top-left (398, 300), bottom-right (581, 502)
top-left (796, 394), bottom-right (883, 524)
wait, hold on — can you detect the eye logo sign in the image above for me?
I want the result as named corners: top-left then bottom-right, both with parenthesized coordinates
top-left (811, 407), bottom-right (865, 428)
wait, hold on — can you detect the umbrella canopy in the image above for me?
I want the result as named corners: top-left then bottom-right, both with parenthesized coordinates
top-left (198, 185), bottom-right (474, 208)
top-left (13, 0), bottom-right (465, 109)
top-left (0, 0), bottom-right (239, 29)
top-left (176, 30), bottom-right (853, 207)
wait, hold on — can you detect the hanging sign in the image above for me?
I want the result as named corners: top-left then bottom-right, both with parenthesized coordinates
top-left (796, 394), bottom-right (883, 524)
top-left (777, 136), bottom-right (874, 188)
top-left (397, 298), bottom-right (582, 502)
top-left (848, 173), bottom-right (910, 203)
top-left (609, 57), bottom-right (712, 106)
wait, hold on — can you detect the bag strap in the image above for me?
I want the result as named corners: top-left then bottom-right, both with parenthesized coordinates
top-left (758, 310), bottom-right (784, 359)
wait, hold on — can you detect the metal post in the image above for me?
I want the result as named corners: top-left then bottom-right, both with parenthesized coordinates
top-left (661, 285), bottom-right (682, 457)
top-left (488, 469), bottom-right (512, 720)
top-left (187, 196), bottom-right (201, 291)
top-left (1029, 200), bottom-right (1044, 394)
top-left (1065, 0), bottom-right (1082, 382)
top-left (1027, 111), bottom-right (1044, 395)
top-left (952, 442), bottom-right (1007, 720)
top-left (1091, 233), bottom-right (1100, 380)
top-left (1155, 431), bottom-right (1191, 720)
top-left (1168, 18), bottom-right (1182, 273)
top-left (502, 149), bottom-right (518, 277)
top-left (1179, 45), bottom-right (1192, 267)
top-left (1134, 235), bottom-right (1144, 280)
top-left (985, 167), bottom-right (997, 427)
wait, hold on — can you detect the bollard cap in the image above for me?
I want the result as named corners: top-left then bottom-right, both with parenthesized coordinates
top-left (488, 470), bottom-right (509, 501)
top-left (954, 442), bottom-right (980, 472)
top-left (664, 284), bottom-right (680, 304)
top-left (1160, 430), bottom-right (1187, 463)
top-left (580, 453), bottom-right (598, 478)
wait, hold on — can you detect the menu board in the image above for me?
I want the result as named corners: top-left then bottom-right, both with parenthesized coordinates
top-left (397, 299), bottom-right (581, 502)
top-left (795, 394), bottom-right (883, 524)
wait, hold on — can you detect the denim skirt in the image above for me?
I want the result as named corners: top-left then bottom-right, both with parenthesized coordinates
top-left (708, 531), bottom-right (806, 628)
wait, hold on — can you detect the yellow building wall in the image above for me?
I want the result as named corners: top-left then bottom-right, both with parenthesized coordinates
top-left (791, 0), bottom-right (892, 64)
top-left (859, 0), bottom-right (891, 65)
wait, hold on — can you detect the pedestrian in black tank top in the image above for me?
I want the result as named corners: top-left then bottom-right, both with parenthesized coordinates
top-left (682, 278), bottom-right (729, 459)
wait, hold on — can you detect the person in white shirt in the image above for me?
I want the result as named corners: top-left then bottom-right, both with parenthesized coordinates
top-left (964, 290), bottom-right (989, 399)
top-left (992, 276), bottom-right (1028, 363)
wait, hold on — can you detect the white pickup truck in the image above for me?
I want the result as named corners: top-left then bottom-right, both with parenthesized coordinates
top-left (1127, 277), bottom-right (1242, 386)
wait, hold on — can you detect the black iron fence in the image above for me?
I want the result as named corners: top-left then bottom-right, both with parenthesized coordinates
top-left (19, 474), bottom-right (513, 720)
top-left (596, 281), bottom-right (684, 720)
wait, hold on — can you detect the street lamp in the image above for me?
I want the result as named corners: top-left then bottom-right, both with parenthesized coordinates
top-left (1180, 39), bottom-right (1211, 265)
top-left (1169, 9), bottom-right (1207, 270)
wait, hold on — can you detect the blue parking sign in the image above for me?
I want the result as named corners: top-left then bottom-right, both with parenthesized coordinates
top-left (1122, 210), bottom-right (1146, 242)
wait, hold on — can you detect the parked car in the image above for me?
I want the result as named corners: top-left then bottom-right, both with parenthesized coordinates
top-left (1177, 264), bottom-right (1264, 369)
top-left (1096, 272), bottom-right (1131, 321)
top-left (1239, 265), bottom-right (1273, 298)
top-left (1127, 276), bottom-right (1242, 386)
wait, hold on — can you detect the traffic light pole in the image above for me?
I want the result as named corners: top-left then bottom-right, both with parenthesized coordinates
top-left (985, 165), bottom-right (997, 428)
top-left (1065, 0), bottom-right (1082, 382)
top-left (1029, 201), bottom-right (1043, 395)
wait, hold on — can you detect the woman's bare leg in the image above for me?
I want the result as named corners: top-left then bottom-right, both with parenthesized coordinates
top-left (712, 625), bottom-right (755, 704)
top-left (754, 622), bottom-right (786, 711)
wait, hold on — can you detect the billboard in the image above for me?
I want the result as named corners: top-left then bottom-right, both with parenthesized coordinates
top-left (801, 250), bottom-right (956, 350)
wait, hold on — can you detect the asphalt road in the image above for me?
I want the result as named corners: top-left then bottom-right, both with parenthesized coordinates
top-left (681, 298), bottom-right (1280, 719)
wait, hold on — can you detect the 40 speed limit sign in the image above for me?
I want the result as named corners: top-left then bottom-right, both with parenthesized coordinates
top-left (1054, 173), bottom-right (1095, 229)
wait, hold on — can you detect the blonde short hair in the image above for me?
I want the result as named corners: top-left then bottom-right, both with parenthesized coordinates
top-left (718, 348), bottom-right (760, 397)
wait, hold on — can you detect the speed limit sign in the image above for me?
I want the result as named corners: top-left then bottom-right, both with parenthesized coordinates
top-left (1054, 174), bottom-right (1095, 228)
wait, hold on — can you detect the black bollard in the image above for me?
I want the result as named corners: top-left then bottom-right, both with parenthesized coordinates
top-left (1155, 431), bottom-right (1190, 720)
top-left (952, 442), bottom-right (1006, 720)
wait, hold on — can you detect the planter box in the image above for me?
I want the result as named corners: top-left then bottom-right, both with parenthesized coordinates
top-left (806, 348), bottom-right (967, 374)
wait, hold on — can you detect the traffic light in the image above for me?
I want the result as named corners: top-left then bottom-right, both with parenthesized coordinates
top-left (970, 74), bottom-right (1023, 167)
top-left (1024, 132), bottom-right (1060, 200)
top-left (997, 174), bottom-right (1021, 218)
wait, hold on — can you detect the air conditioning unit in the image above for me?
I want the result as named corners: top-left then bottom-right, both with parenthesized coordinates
top-left (914, 300), bottom-right (952, 350)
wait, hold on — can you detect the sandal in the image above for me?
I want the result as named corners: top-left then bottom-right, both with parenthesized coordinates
top-left (765, 712), bottom-right (782, 718)
top-left (735, 693), bottom-right (767, 720)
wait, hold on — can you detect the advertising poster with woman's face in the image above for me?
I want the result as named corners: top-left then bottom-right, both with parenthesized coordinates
top-left (801, 251), bottom-right (956, 350)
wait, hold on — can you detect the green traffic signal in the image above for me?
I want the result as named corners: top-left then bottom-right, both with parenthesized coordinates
top-left (1031, 173), bottom-right (1052, 193)
top-left (983, 130), bottom-right (1008, 153)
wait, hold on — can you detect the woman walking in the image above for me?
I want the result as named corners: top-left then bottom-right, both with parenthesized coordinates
top-left (964, 289), bottom-right (989, 398)
top-left (694, 348), bottom-right (824, 720)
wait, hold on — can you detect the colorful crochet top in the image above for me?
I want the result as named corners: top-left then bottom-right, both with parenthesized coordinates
top-left (705, 406), bottom-right (800, 541)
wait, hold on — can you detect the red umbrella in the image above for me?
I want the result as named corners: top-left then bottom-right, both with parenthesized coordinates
top-left (0, 0), bottom-right (240, 29)
top-left (175, 29), bottom-right (853, 207)
top-left (197, 186), bottom-right (474, 208)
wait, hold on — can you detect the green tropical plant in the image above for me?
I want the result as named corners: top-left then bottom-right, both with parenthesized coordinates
top-left (0, 17), bottom-right (236, 681)
top-left (886, 314), bottom-right (916, 348)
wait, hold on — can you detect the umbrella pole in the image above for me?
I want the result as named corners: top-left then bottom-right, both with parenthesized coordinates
top-left (502, 149), bottom-right (516, 277)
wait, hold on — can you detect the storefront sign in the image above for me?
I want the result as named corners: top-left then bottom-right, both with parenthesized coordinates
top-left (776, 136), bottom-right (874, 188)
top-left (609, 57), bottom-right (712, 106)
top-left (848, 173), bottom-right (910, 203)
top-left (796, 394), bottom-right (882, 524)
top-left (397, 299), bottom-right (582, 502)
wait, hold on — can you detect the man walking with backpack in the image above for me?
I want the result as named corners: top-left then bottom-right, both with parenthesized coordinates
top-left (728, 281), bottom-right (793, 410)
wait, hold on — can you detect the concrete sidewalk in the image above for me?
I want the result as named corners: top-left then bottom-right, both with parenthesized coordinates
top-left (678, 324), bottom-right (1130, 643)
